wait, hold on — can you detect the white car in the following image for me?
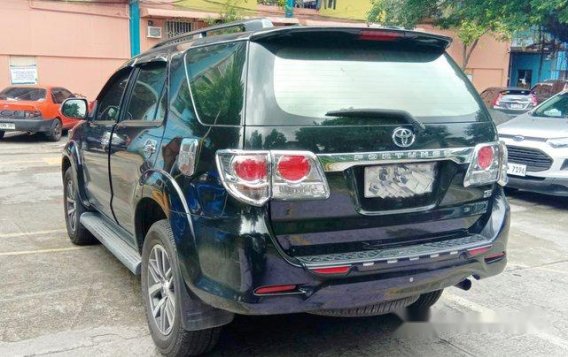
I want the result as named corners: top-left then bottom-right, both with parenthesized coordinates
top-left (498, 91), bottom-right (568, 196)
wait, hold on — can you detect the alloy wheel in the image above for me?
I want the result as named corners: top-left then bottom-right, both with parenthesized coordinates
top-left (147, 244), bottom-right (176, 335)
top-left (65, 179), bottom-right (76, 232)
top-left (54, 121), bottom-right (62, 140)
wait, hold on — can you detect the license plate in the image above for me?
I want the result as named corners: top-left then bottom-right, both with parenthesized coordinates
top-left (509, 103), bottom-right (524, 109)
top-left (0, 123), bottom-right (15, 130)
top-left (507, 163), bottom-right (527, 177)
top-left (364, 163), bottom-right (437, 199)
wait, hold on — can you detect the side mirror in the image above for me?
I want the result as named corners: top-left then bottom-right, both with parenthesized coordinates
top-left (61, 98), bottom-right (88, 120)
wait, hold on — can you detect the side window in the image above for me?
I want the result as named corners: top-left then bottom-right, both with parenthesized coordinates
top-left (60, 88), bottom-right (74, 100)
top-left (52, 89), bottom-right (65, 104)
top-left (186, 42), bottom-right (247, 125)
top-left (123, 63), bottom-right (167, 122)
top-left (96, 70), bottom-right (131, 122)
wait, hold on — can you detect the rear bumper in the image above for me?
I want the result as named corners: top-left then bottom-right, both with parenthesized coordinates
top-left (0, 117), bottom-right (55, 133)
top-left (493, 108), bottom-right (530, 117)
top-left (176, 190), bottom-right (510, 316)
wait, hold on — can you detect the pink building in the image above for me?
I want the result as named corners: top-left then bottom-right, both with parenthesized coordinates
top-left (0, 0), bottom-right (130, 99)
top-left (0, 0), bottom-right (511, 99)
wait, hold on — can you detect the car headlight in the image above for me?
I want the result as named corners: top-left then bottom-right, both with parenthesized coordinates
top-left (547, 137), bottom-right (568, 148)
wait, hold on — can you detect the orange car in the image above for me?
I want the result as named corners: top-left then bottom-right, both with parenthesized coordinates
top-left (0, 85), bottom-right (84, 141)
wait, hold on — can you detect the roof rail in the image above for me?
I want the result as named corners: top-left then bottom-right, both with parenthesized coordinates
top-left (152, 18), bottom-right (274, 49)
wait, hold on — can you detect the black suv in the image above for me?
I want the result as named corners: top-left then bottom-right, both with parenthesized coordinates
top-left (61, 19), bottom-right (510, 356)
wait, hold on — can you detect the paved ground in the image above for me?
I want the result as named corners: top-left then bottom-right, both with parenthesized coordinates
top-left (1, 131), bottom-right (567, 357)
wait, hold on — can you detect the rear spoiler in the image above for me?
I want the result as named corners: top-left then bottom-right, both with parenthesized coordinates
top-left (251, 27), bottom-right (452, 49)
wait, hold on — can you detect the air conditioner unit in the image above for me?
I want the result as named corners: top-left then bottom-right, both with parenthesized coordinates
top-left (147, 26), bottom-right (162, 39)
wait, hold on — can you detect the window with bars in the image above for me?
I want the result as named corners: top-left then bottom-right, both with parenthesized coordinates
top-left (165, 20), bottom-right (195, 39)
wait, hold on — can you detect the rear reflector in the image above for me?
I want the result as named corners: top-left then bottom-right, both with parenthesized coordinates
top-left (254, 284), bottom-right (297, 295)
top-left (468, 246), bottom-right (492, 256)
top-left (359, 30), bottom-right (403, 41)
top-left (310, 265), bottom-right (351, 275)
top-left (485, 252), bottom-right (506, 263)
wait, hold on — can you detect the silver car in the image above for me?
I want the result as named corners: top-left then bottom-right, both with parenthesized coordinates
top-left (498, 91), bottom-right (568, 196)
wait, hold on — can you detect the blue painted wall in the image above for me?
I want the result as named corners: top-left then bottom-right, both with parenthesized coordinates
top-left (509, 52), bottom-right (552, 87)
top-left (510, 49), bottom-right (568, 87)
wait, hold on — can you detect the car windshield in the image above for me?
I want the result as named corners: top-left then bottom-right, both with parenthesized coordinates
top-left (247, 42), bottom-right (487, 125)
top-left (533, 93), bottom-right (568, 118)
top-left (0, 87), bottom-right (46, 101)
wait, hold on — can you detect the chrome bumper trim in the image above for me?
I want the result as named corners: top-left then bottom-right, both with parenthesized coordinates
top-left (317, 146), bottom-right (478, 172)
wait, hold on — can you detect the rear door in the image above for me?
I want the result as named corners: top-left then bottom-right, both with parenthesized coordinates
top-left (244, 30), bottom-right (497, 256)
top-left (81, 68), bottom-right (131, 219)
top-left (109, 60), bottom-right (168, 234)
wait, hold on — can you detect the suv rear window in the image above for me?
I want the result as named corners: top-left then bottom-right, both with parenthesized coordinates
top-left (0, 87), bottom-right (46, 101)
top-left (247, 42), bottom-right (486, 126)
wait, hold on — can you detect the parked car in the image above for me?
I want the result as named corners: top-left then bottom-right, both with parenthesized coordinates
top-left (531, 79), bottom-right (568, 104)
top-left (498, 90), bottom-right (568, 196)
top-left (480, 87), bottom-right (538, 120)
top-left (0, 85), bottom-right (81, 141)
top-left (61, 19), bottom-right (510, 356)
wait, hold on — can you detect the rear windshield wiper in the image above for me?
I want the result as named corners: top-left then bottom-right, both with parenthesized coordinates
top-left (325, 108), bottom-right (426, 131)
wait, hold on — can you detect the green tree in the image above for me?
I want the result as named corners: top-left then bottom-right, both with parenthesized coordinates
top-left (206, 0), bottom-right (248, 25)
top-left (367, 0), bottom-right (568, 69)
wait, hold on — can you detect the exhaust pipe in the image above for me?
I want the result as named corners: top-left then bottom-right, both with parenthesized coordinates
top-left (455, 279), bottom-right (472, 291)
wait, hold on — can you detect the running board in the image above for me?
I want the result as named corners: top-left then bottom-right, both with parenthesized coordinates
top-left (80, 212), bottom-right (141, 274)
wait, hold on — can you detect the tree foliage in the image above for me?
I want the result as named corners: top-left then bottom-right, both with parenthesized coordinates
top-left (367, 0), bottom-right (568, 68)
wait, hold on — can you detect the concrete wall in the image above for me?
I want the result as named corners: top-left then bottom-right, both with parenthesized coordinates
top-left (0, 0), bottom-right (130, 99)
top-left (419, 25), bottom-right (511, 92)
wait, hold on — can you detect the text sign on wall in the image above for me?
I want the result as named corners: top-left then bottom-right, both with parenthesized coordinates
top-left (10, 65), bottom-right (38, 85)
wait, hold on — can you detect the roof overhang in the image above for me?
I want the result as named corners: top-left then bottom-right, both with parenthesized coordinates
top-left (140, 7), bottom-right (299, 25)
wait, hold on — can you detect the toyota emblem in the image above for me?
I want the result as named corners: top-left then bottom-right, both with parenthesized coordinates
top-left (392, 127), bottom-right (416, 148)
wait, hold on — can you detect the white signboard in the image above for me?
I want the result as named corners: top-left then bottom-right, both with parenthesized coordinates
top-left (10, 65), bottom-right (38, 85)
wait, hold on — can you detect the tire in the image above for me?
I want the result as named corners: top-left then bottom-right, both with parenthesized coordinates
top-left (407, 289), bottom-right (443, 311)
top-left (141, 220), bottom-right (222, 357)
top-left (0, 131), bottom-right (4, 140)
top-left (63, 167), bottom-right (97, 245)
top-left (45, 119), bottom-right (62, 142)
top-left (310, 295), bottom-right (419, 317)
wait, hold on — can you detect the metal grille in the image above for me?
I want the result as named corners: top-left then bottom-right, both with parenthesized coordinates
top-left (507, 146), bottom-right (553, 172)
top-left (165, 20), bottom-right (194, 39)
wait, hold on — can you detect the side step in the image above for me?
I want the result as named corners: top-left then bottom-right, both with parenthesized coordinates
top-left (80, 212), bottom-right (142, 274)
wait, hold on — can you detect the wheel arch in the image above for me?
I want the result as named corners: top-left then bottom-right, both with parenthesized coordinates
top-left (136, 171), bottom-right (234, 331)
top-left (134, 196), bottom-right (167, 254)
top-left (62, 140), bottom-right (89, 207)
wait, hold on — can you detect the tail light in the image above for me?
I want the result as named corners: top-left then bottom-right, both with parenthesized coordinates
top-left (24, 110), bottom-right (42, 118)
top-left (216, 150), bottom-right (330, 206)
top-left (529, 94), bottom-right (538, 106)
top-left (463, 142), bottom-right (508, 187)
top-left (492, 93), bottom-right (503, 107)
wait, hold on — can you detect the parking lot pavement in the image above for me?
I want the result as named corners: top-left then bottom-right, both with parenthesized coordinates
top-left (1, 132), bottom-right (568, 357)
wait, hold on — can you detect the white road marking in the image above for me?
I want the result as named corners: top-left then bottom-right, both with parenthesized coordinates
top-left (0, 246), bottom-right (88, 257)
top-left (444, 292), bottom-right (568, 351)
top-left (0, 229), bottom-right (67, 239)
